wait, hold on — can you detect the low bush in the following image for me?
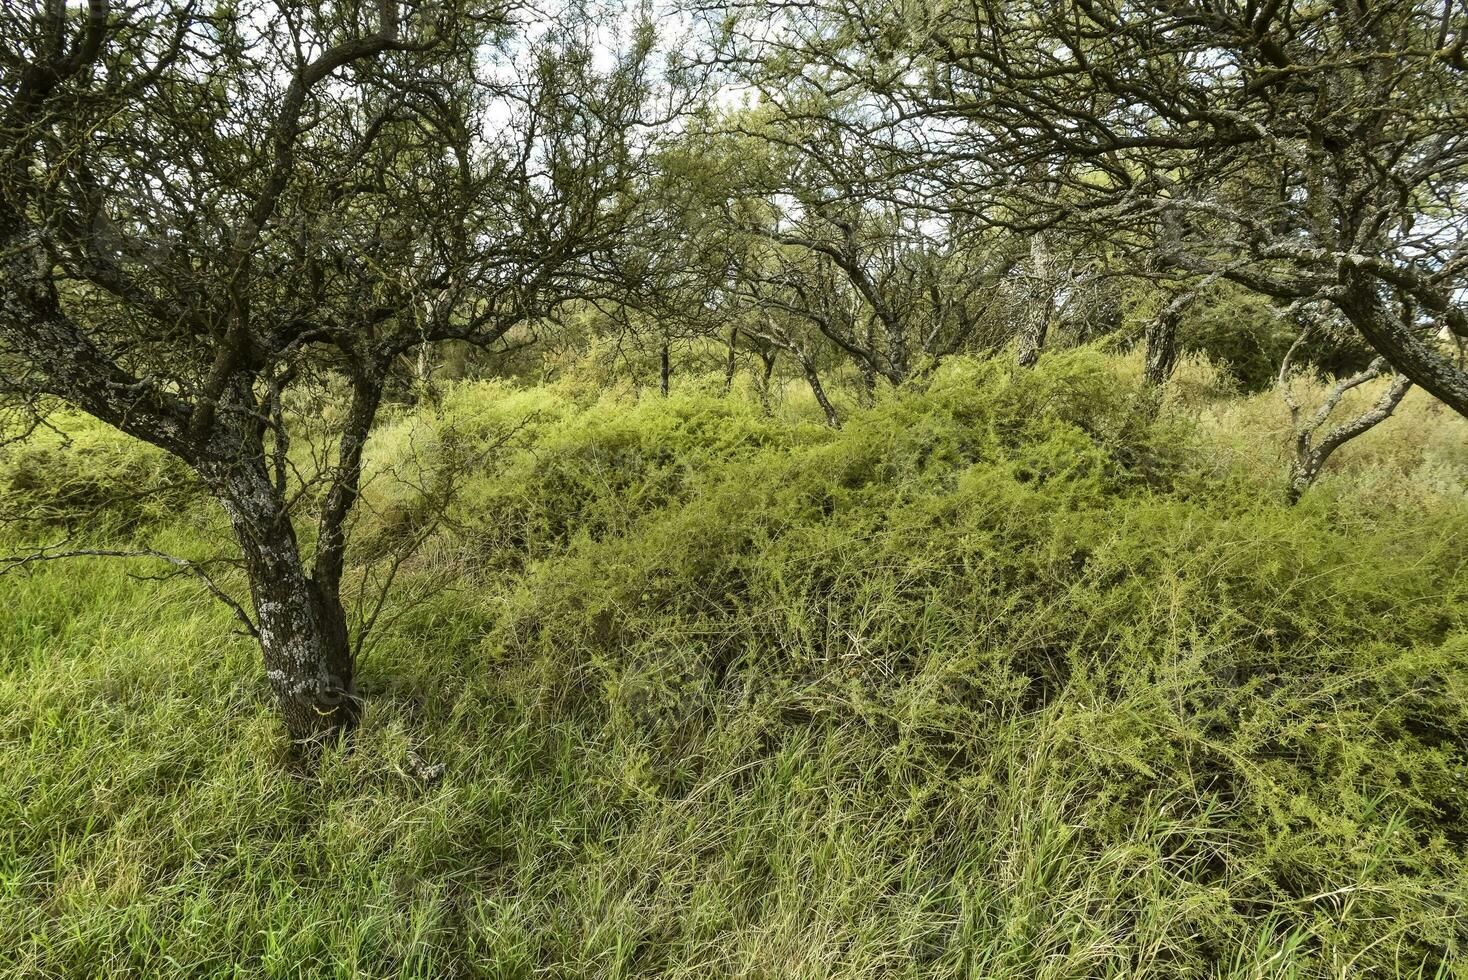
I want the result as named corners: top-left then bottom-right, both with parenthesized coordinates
top-left (0, 418), bottom-right (201, 535)
top-left (1, 350), bottom-right (1464, 977)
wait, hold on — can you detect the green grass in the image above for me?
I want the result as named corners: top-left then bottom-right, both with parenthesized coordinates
top-left (1, 351), bottom-right (1466, 977)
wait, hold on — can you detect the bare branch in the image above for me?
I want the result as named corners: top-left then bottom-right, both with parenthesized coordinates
top-left (0, 540), bottom-right (258, 637)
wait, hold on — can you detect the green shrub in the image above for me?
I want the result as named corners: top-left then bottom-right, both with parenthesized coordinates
top-left (0, 351), bottom-right (1464, 978)
top-left (0, 416), bottom-right (201, 534)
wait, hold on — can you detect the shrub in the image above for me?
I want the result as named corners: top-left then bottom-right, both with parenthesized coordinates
top-left (1, 351), bottom-right (1464, 977)
top-left (0, 416), bottom-right (201, 534)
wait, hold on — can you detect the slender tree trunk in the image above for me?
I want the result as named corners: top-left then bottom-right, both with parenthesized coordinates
top-left (800, 357), bottom-right (840, 428)
top-left (205, 458), bottom-right (358, 747)
top-left (1016, 232), bottom-right (1053, 368)
top-left (1146, 195), bottom-right (1188, 389)
top-left (722, 328), bottom-right (738, 394)
top-left (887, 321), bottom-right (909, 384)
top-left (1284, 362), bottom-right (1412, 504)
top-left (1145, 303), bottom-right (1181, 387)
top-left (859, 359), bottom-right (878, 405)
top-left (659, 341), bottom-right (671, 397)
top-left (757, 350), bottom-right (778, 414)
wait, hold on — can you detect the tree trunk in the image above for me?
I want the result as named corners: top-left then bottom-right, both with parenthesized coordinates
top-left (859, 359), bottom-right (878, 405)
top-left (1015, 315), bottom-right (1049, 368)
top-left (207, 459), bottom-right (358, 747)
top-left (1147, 197), bottom-right (1187, 388)
top-left (1145, 304), bottom-right (1181, 387)
top-left (659, 341), bottom-right (671, 397)
top-left (757, 350), bottom-right (778, 414)
top-left (886, 319), bottom-right (909, 384)
top-left (1016, 232), bottom-right (1053, 368)
top-left (1336, 273), bottom-right (1468, 419)
top-left (1284, 365), bottom-right (1411, 504)
top-left (722, 328), bottom-right (738, 394)
top-left (801, 357), bottom-right (840, 428)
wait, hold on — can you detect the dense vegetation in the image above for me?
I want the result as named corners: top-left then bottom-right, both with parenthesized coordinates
top-left (4, 0), bottom-right (1468, 974)
top-left (3, 352), bottom-right (1466, 977)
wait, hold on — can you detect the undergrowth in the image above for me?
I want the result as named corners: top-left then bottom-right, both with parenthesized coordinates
top-left (1, 351), bottom-right (1465, 978)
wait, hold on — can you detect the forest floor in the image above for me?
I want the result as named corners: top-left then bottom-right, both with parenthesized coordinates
top-left (2, 351), bottom-right (1466, 978)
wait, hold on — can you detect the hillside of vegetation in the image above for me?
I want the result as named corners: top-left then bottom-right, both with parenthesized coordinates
top-left (2, 351), bottom-right (1466, 978)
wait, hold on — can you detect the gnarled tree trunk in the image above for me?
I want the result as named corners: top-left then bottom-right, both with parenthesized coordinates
top-left (1283, 358), bottom-right (1412, 504)
top-left (757, 350), bottom-right (778, 414)
top-left (1336, 274), bottom-right (1468, 419)
top-left (1015, 232), bottom-right (1054, 368)
top-left (800, 356), bottom-right (840, 428)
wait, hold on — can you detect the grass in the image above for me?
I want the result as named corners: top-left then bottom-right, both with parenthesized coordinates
top-left (1, 350), bottom-right (1465, 978)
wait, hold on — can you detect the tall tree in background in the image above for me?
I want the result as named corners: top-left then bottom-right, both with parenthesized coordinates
top-left (0, 0), bottom-right (660, 746)
top-left (746, 0), bottom-right (1468, 410)
top-left (699, 2), bottom-right (1132, 374)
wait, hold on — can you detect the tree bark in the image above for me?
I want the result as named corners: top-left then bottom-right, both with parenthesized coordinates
top-left (722, 328), bottom-right (738, 394)
top-left (757, 350), bottom-right (778, 414)
top-left (1016, 232), bottom-right (1053, 368)
top-left (1015, 315), bottom-right (1049, 368)
top-left (1336, 273), bottom-right (1468, 419)
top-left (1145, 196), bottom-right (1188, 388)
top-left (1284, 362), bottom-right (1412, 504)
top-left (800, 357), bottom-right (840, 428)
top-left (205, 459), bottom-right (358, 747)
top-left (1145, 303), bottom-right (1181, 387)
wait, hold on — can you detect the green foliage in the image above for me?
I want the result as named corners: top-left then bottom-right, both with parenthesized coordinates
top-left (0, 418), bottom-right (201, 535)
top-left (1, 351), bottom-right (1465, 977)
top-left (1174, 286), bottom-right (1375, 391)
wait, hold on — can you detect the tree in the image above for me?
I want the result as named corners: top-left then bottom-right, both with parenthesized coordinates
top-left (698, 3), bottom-right (1132, 375)
top-left (698, 0), bottom-right (1466, 493)
top-left (671, 112), bottom-right (1022, 394)
top-left (0, 0), bottom-right (658, 747)
top-left (1276, 309), bottom-right (1413, 502)
top-left (895, 0), bottom-right (1468, 411)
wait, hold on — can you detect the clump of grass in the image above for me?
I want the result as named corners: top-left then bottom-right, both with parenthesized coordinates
top-left (1180, 354), bottom-right (1468, 507)
top-left (1, 350), bottom-right (1464, 978)
top-left (0, 417), bottom-right (202, 535)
